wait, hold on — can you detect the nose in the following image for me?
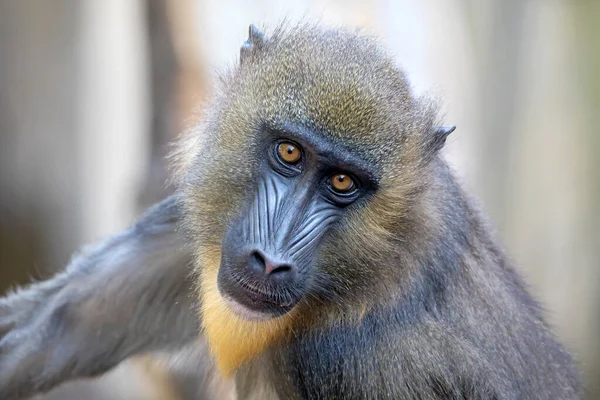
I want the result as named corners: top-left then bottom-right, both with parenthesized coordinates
top-left (247, 250), bottom-right (295, 281)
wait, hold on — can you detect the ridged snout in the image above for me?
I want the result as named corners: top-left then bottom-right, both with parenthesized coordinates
top-left (217, 175), bottom-right (339, 318)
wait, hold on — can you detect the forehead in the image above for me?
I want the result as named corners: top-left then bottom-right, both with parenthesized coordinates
top-left (237, 29), bottom-right (415, 151)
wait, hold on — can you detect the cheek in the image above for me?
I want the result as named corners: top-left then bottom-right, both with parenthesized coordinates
top-left (316, 234), bottom-right (377, 289)
top-left (314, 211), bottom-right (400, 294)
top-left (185, 158), bottom-right (255, 242)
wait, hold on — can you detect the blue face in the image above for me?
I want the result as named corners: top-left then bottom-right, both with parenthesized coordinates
top-left (216, 120), bottom-right (378, 320)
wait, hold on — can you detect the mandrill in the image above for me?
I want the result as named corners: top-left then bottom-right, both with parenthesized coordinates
top-left (0, 23), bottom-right (581, 399)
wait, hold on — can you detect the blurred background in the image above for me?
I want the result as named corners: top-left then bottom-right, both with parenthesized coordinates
top-left (0, 0), bottom-right (598, 398)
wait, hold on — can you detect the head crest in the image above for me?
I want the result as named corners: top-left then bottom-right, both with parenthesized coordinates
top-left (240, 24), bottom-right (265, 64)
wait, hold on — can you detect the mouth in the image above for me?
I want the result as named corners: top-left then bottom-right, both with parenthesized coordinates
top-left (217, 273), bottom-right (298, 321)
top-left (221, 293), bottom-right (287, 321)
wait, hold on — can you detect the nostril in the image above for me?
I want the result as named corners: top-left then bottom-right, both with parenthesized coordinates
top-left (267, 264), bottom-right (292, 275)
top-left (249, 251), bottom-right (266, 272)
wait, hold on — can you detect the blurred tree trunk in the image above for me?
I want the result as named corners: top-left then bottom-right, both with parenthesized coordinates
top-left (570, 2), bottom-right (600, 397)
top-left (464, 0), bottom-right (526, 231)
top-left (137, 0), bottom-right (179, 209)
top-left (139, 0), bottom-right (209, 210)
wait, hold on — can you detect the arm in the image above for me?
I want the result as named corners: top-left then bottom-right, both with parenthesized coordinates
top-left (0, 195), bottom-right (200, 399)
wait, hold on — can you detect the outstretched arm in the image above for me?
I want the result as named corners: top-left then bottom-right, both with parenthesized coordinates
top-left (0, 195), bottom-right (200, 399)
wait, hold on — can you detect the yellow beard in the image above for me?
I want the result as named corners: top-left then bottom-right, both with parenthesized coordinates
top-left (198, 246), bottom-right (295, 376)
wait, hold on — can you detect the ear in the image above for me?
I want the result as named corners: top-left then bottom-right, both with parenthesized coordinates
top-left (0, 195), bottom-right (201, 399)
top-left (427, 125), bottom-right (456, 153)
top-left (240, 24), bottom-right (265, 64)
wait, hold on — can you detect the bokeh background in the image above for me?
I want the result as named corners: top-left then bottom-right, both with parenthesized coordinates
top-left (1, 0), bottom-right (598, 399)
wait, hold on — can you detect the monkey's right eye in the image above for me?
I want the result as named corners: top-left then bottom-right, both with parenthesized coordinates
top-left (277, 142), bottom-right (302, 164)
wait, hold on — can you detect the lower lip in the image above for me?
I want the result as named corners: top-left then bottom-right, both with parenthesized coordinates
top-left (221, 294), bottom-right (278, 321)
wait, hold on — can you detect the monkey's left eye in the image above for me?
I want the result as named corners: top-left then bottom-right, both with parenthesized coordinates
top-left (277, 142), bottom-right (302, 164)
top-left (330, 173), bottom-right (356, 193)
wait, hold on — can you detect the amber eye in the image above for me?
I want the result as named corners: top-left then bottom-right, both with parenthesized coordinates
top-left (330, 173), bottom-right (356, 193)
top-left (277, 142), bottom-right (302, 164)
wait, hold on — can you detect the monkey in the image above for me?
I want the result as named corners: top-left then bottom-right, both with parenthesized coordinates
top-left (0, 23), bottom-right (581, 399)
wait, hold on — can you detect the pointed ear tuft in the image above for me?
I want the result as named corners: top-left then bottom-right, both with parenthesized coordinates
top-left (240, 24), bottom-right (265, 64)
top-left (428, 125), bottom-right (456, 153)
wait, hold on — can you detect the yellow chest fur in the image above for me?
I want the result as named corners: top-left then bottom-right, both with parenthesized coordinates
top-left (198, 249), bottom-right (294, 376)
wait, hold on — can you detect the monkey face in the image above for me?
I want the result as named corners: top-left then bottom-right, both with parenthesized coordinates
top-left (216, 121), bottom-right (379, 321)
top-left (179, 25), bottom-right (443, 326)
